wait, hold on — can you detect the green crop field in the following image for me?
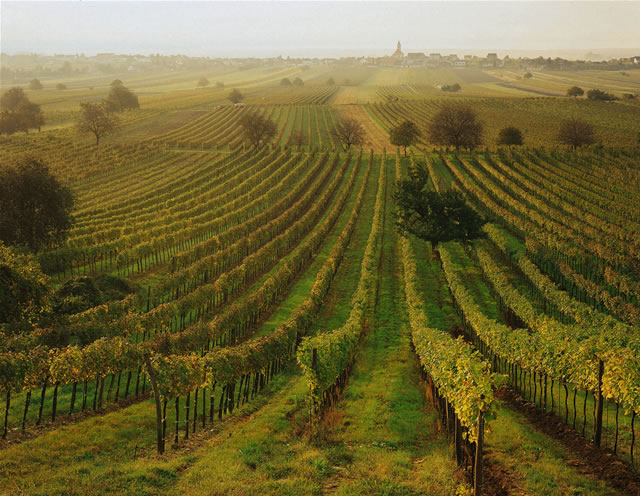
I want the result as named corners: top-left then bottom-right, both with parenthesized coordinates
top-left (1, 61), bottom-right (640, 496)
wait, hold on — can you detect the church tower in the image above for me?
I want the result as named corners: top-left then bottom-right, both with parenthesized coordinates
top-left (392, 41), bottom-right (404, 58)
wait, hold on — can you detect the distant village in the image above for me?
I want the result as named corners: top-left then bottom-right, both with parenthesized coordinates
top-left (2, 42), bottom-right (639, 81)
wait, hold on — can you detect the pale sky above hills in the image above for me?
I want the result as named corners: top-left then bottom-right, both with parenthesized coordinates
top-left (2, 1), bottom-right (639, 58)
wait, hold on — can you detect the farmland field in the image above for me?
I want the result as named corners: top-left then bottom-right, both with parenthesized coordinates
top-left (1, 62), bottom-right (640, 496)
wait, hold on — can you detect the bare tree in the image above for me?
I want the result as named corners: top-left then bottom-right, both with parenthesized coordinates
top-left (428, 103), bottom-right (483, 149)
top-left (291, 131), bottom-right (307, 149)
top-left (77, 102), bottom-right (119, 145)
top-left (332, 118), bottom-right (365, 151)
top-left (557, 119), bottom-right (596, 149)
top-left (240, 112), bottom-right (277, 149)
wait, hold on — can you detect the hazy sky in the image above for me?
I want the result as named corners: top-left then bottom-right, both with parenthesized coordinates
top-left (2, 1), bottom-right (639, 58)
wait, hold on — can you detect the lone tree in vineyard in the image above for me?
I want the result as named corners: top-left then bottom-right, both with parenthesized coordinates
top-left (332, 117), bottom-right (365, 151)
top-left (105, 83), bottom-right (139, 112)
top-left (0, 157), bottom-right (74, 252)
top-left (428, 103), bottom-right (483, 149)
top-left (390, 120), bottom-right (421, 156)
top-left (240, 112), bottom-right (277, 149)
top-left (557, 118), bottom-right (596, 149)
top-left (497, 126), bottom-right (524, 146)
top-left (197, 77), bottom-right (210, 87)
top-left (394, 162), bottom-right (485, 247)
top-left (0, 87), bottom-right (45, 135)
top-left (566, 86), bottom-right (584, 98)
top-left (228, 89), bottom-right (243, 104)
top-left (77, 102), bottom-right (119, 145)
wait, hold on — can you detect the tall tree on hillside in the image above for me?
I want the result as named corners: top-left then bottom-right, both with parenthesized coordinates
top-left (239, 112), bottom-right (277, 149)
top-left (557, 119), bottom-right (596, 149)
top-left (332, 117), bottom-right (365, 151)
top-left (77, 102), bottom-right (119, 145)
top-left (428, 103), bottom-right (483, 149)
top-left (390, 120), bottom-right (421, 156)
top-left (394, 162), bottom-right (485, 247)
top-left (0, 157), bottom-right (74, 252)
top-left (228, 89), bottom-right (243, 104)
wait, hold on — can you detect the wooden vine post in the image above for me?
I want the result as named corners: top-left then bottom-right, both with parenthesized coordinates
top-left (594, 359), bottom-right (604, 448)
top-left (474, 407), bottom-right (484, 496)
top-left (143, 353), bottom-right (164, 455)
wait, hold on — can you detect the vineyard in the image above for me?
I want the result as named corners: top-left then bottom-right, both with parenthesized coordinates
top-left (1, 63), bottom-right (640, 496)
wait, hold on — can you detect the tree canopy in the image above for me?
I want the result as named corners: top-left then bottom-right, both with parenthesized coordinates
top-left (105, 83), bottom-right (139, 111)
top-left (497, 126), bottom-right (524, 146)
top-left (29, 79), bottom-right (43, 90)
top-left (332, 117), bottom-right (365, 151)
top-left (228, 89), bottom-right (243, 104)
top-left (280, 78), bottom-right (292, 86)
top-left (0, 157), bottom-right (74, 252)
top-left (293, 77), bottom-right (304, 87)
top-left (239, 112), bottom-right (277, 149)
top-left (197, 77), bottom-right (210, 87)
top-left (566, 86), bottom-right (584, 98)
top-left (587, 88), bottom-right (616, 101)
top-left (428, 103), bottom-right (483, 149)
top-left (394, 163), bottom-right (485, 246)
top-left (557, 118), bottom-right (596, 149)
top-left (77, 102), bottom-right (119, 145)
top-left (390, 120), bottom-right (421, 155)
top-left (0, 87), bottom-right (45, 135)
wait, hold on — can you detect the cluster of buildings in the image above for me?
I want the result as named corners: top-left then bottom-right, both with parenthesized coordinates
top-left (385, 41), bottom-right (502, 68)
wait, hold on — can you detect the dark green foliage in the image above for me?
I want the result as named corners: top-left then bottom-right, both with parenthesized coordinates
top-left (53, 275), bottom-right (132, 315)
top-left (566, 86), bottom-right (584, 98)
top-left (389, 120), bottom-right (421, 155)
top-left (497, 126), bottom-right (524, 146)
top-left (0, 158), bottom-right (74, 251)
top-left (428, 103), bottom-right (483, 149)
top-left (587, 88), bottom-right (616, 101)
top-left (29, 79), bottom-right (43, 90)
top-left (0, 87), bottom-right (45, 135)
top-left (441, 83), bottom-right (461, 92)
top-left (557, 119), bottom-right (596, 148)
top-left (239, 111), bottom-right (277, 149)
top-left (394, 162), bottom-right (485, 246)
top-left (0, 243), bottom-right (51, 329)
top-left (228, 89), bottom-right (243, 103)
top-left (105, 84), bottom-right (139, 111)
top-left (293, 77), bottom-right (304, 87)
top-left (523, 72), bottom-right (533, 79)
top-left (280, 78), bottom-right (292, 86)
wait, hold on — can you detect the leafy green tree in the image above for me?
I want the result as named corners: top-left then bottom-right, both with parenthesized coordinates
top-left (394, 162), bottom-right (485, 246)
top-left (557, 118), bottom-right (596, 149)
top-left (280, 78), bottom-right (292, 86)
top-left (239, 112), bottom-right (277, 149)
top-left (29, 79), bottom-right (43, 90)
top-left (105, 83), bottom-right (139, 111)
top-left (293, 77), bottom-right (304, 87)
top-left (0, 158), bottom-right (74, 252)
top-left (497, 126), bottom-right (524, 146)
top-left (441, 83), bottom-right (461, 92)
top-left (0, 87), bottom-right (45, 134)
top-left (390, 120), bottom-right (421, 155)
top-left (566, 86), bottom-right (584, 98)
top-left (228, 88), bottom-right (243, 104)
top-left (428, 103), bottom-right (483, 149)
top-left (587, 88), bottom-right (616, 101)
top-left (197, 77), bottom-right (210, 87)
top-left (523, 72), bottom-right (533, 79)
top-left (77, 102), bottom-right (119, 145)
